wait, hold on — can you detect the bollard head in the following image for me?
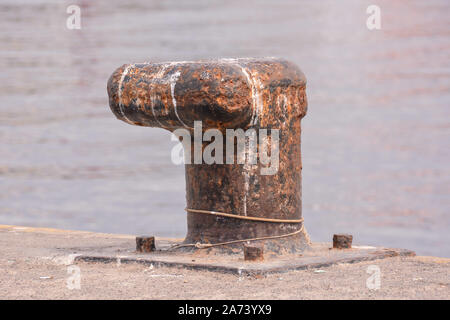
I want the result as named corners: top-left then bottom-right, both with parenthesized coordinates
top-left (107, 58), bottom-right (307, 130)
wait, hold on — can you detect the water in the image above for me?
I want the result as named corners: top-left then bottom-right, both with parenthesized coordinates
top-left (1, 0), bottom-right (449, 257)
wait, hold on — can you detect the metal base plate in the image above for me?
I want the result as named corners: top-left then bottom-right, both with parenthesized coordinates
top-left (74, 238), bottom-right (415, 275)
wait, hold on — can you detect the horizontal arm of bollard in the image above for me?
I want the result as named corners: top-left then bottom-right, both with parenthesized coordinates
top-left (107, 58), bottom-right (306, 130)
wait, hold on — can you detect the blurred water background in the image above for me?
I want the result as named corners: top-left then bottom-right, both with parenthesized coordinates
top-left (1, 0), bottom-right (449, 256)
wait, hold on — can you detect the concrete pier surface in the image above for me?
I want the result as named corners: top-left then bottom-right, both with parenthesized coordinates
top-left (0, 225), bottom-right (448, 300)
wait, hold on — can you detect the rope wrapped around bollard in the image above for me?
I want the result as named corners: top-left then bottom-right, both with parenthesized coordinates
top-left (168, 208), bottom-right (304, 250)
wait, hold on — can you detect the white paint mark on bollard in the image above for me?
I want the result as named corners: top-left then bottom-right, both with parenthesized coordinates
top-left (117, 64), bottom-right (137, 125)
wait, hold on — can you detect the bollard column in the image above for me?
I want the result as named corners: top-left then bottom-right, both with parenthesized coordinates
top-left (107, 58), bottom-right (309, 254)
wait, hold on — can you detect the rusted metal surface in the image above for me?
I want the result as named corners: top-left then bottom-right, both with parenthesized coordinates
top-left (333, 234), bottom-right (353, 249)
top-left (244, 244), bottom-right (264, 261)
top-left (136, 236), bottom-right (156, 253)
top-left (107, 58), bottom-right (309, 255)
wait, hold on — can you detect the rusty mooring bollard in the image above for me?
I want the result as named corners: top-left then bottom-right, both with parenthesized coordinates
top-left (107, 58), bottom-right (309, 254)
top-left (333, 234), bottom-right (353, 249)
top-left (136, 236), bottom-right (156, 253)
